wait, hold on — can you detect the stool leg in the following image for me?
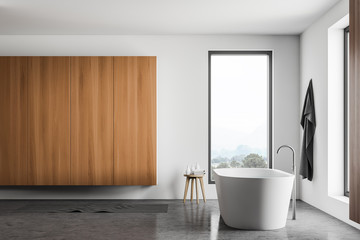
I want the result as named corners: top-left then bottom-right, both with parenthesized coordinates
top-left (195, 178), bottom-right (199, 204)
top-left (190, 178), bottom-right (194, 202)
top-left (200, 177), bottom-right (206, 202)
top-left (183, 177), bottom-right (190, 203)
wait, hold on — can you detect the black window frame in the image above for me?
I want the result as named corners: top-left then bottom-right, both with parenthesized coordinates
top-left (344, 26), bottom-right (350, 197)
top-left (208, 51), bottom-right (273, 184)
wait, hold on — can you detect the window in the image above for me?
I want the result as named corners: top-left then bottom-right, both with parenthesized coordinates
top-left (208, 51), bottom-right (272, 183)
top-left (345, 26), bottom-right (350, 197)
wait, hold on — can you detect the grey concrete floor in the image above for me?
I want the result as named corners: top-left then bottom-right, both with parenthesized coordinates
top-left (0, 200), bottom-right (359, 240)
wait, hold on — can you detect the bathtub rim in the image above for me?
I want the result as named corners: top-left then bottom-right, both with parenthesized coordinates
top-left (213, 168), bottom-right (294, 180)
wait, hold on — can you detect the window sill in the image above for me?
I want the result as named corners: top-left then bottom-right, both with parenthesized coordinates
top-left (330, 195), bottom-right (349, 204)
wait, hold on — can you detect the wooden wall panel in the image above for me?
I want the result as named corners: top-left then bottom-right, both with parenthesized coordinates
top-left (350, 0), bottom-right (360, 224)
top-left (71, 57), bottom-right (114, 185)
top-left (27, 57), bottom-right (70, 185)
top-left (0, 57), bottom-right (28, 185)
top-left (114, 57), bottom-right (156, 185)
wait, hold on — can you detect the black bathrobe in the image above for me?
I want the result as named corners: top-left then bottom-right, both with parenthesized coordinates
top-left (300, 79), bottom-right (316, 181)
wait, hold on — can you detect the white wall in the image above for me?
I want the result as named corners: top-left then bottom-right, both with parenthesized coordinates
top-left (300, 0), bottom-right (360, 229)
top-left (0, 35), bottom-right (299, 200)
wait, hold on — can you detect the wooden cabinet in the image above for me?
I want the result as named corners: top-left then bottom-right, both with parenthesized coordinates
top-left (71, 57), bottom-right (114, 185)
top-left (0, 56), bottom-right (156, 186)
top-left (27, 57), bottom-right (71, 185)
top-left (114, 57), bottom-right (157, 185)
top-left (0, 57), bottom-right (28, 185)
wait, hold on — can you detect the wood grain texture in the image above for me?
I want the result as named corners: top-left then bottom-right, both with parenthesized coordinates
top-left (114, 57), bottom-right (156, 185)
top-left (71, 57), bottom-right (114, 185)
top-left (27, 57), bottom-right (70, 185)
top-left (183, 177), bottom-right (190, 203)
top-left (191, 179), bottom-right (194, 202)
top-left (0, 57), bottom-right (28, 185)
top-left (199, 177), bottom-right (206, 202)
top-left (350, 0), bottom-right (360, 224)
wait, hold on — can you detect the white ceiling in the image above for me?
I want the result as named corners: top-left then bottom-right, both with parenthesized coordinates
top-left (0, 0), bottom-right (342, 35)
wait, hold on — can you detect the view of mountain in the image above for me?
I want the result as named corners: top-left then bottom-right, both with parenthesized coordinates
top-left (211, 144), bottom-right (266, 159)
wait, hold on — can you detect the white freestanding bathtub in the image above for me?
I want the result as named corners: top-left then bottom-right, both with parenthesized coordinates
top-left (213, 168), bottom-right (294, 230)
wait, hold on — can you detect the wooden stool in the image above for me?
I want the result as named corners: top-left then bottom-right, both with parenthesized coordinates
top-left (183, 174), bottom-right (206, 204)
